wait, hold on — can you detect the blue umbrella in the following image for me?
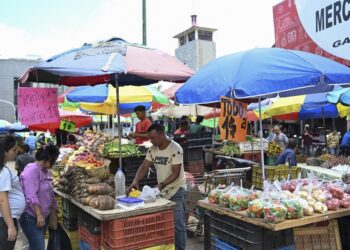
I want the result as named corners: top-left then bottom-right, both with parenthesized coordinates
top-left (175, 48), bottom-right (350, 104)
top-left (327, 88), bottom-right (350, 106)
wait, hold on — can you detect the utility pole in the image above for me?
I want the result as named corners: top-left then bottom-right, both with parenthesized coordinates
top-left (142, 0), bottom-right (147, 45)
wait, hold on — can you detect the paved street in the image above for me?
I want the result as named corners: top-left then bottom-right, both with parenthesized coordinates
top-left (7, 161), bottom-right (204, 249)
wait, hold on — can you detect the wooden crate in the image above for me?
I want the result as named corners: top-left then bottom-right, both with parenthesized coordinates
top-left (293, 220), bottom-right (342, 250)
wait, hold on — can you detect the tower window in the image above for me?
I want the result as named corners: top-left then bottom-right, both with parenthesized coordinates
top-left (188, 31), bottom-right (195, 42)
top-left (179, 36), bottom-right (186, 46)
top-left (198, 30), bottom-right (212, 41)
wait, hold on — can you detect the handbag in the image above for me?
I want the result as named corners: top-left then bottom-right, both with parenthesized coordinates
top-left (48, 208), bottom-right (58, 230)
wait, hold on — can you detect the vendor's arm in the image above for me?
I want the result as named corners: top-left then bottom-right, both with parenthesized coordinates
top-left (127, 159), bottom-right (152, 193)
top-left (157, 164), bottom-right (181, 190)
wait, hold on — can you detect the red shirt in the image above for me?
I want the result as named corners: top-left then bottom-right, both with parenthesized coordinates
top-left (135, 118), bottom-right (152, 144)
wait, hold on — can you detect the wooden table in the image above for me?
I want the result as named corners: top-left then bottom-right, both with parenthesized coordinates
top-left (198, 200), bottom-right (350, 231)
top-left (54, 189), bottom-right (175, 221)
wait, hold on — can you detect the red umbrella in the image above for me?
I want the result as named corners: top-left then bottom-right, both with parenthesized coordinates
top-left (28, 109), bottom-right (92, 132)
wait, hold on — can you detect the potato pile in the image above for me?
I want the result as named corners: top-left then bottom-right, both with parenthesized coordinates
top-left (57, 167), bottom-right (116, 210)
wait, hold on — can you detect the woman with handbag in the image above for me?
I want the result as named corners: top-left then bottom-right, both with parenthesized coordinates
top-left (0, 135), bottom-right (25, 250)
top-left (19, 144), bottom-right (60, 250)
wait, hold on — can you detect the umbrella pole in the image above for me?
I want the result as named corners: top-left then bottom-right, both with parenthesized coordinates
top-left (115, 77), bottom-right (123, 170)
top-left (258, 97), bottom-right (265, 181)
top-left (322, 107), bottom-right (328, 149)
top-left (213, 107), bottom-right (217, 147)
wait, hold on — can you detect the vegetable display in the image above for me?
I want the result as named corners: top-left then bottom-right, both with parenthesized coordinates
top-left (103, 140), bottom-right (142, 158)
top-left (281, 199), bottom-right (304, 219)
top-left (267, 142), bottom-right (283, 157)
top-left (221, 142), bottom-right (241, 157)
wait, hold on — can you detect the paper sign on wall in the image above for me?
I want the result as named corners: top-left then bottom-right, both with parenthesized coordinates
top-left (219, 97), bottom-right (248, 142)
top-left (18, 88), bottom-right (60, 126)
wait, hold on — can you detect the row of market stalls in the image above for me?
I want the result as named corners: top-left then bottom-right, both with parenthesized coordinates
top-left (16, 35), bottom-right (350, 250)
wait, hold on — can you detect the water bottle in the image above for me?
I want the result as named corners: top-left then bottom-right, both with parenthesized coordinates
top-left (115, 168), bottom-right (126, 197)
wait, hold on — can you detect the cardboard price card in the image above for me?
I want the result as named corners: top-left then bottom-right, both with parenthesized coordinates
top-left (219, 97), bottom-right (247, 142)
top-left (18, 87), bottom-right (60, 126)
top-left (59, 120), bottom-right (76, 132)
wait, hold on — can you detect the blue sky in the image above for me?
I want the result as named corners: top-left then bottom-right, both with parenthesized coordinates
top-left (0, 0), bottom-right (281, 59)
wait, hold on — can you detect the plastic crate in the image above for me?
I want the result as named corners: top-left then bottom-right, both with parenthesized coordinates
top-left (141, 243), bottom-right (175, 250)
top-left (183, 147), bottom-right (204, 163)
top-left (101, 210), bottom-right (175, 250)
top-left (79, 225), bottom-right (101, 250)
top-left (252, 165), bottom-right (301, 189)
top-left (214, 238), bottom-right (239, 250)
top-left (78, 209), bottom-right (101, 235)
top-left (338, 216), bottom-right (350, 249)
top-left (266, 156), bottom-right (278, 166)
top-left (63, 215), bottom-right (78, 231)
top-left (208, 210), bottom-right (293, 250)
top-left (62, 197), bottom-right (78, 220)
top-left (184, 160), bottom-right (204, 178)
top-left (241, 151), bottom-right (262, 163)
top-left (293, 220), bottom-right (341, 250)
top-left (62, 226), bottom-right (79, 250)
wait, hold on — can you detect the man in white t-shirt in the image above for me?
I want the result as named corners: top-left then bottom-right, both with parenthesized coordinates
top-left (127, 124), bottom-right (186, 250)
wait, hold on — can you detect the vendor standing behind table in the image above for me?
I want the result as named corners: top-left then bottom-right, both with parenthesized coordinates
top-left (276, 139), bottom-right (298, 166)
top-left (327, 129), bottom-right (340, 156)
top-left (190, 115), bottom-right (205, 134)
top-left (174, 120), bottom-right (190, 136)
top-left (127, 124), bottom-right (186, 250)
top-left (301, 124), bottom-right (313, 156)
top-left (270, 125), bottom-right (289, 149)
top-left (129, 105), bottom-right (153, 144)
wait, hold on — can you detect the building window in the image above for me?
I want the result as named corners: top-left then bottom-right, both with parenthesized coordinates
top-left (188, 31), bottom-right (195, 42)
top-left (198, 30), bottom-right (212, 41)
top-left (179, 36), bottom-right (186, 46)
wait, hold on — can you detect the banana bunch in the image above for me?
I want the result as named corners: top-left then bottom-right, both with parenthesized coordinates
top-left (267, 142), bottom-right (283, 156)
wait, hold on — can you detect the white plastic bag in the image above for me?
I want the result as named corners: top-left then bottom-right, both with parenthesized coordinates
top-left (139, 185), bottom-right (160, 203)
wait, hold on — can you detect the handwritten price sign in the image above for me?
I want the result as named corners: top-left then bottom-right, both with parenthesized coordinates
top-left (18, 88), bottom-right (60, 126)
top-left (219, 97), bottom-right (247, 142)
top-left (60, 119), bottom-right (76, 132)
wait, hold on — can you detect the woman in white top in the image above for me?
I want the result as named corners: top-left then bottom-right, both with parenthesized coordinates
top-left (0, 135), bottom-right (25, 250)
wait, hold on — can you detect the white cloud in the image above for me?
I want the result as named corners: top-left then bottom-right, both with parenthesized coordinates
top-left (0, 0), bottom-right (282, 59)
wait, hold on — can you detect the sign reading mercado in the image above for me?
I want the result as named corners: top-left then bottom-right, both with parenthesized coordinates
top-left (295, 0), bottom-right (350, 60)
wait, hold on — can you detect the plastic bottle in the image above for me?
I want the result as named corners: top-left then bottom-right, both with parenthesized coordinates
top-left (115, 168), bottom-right (126, 197)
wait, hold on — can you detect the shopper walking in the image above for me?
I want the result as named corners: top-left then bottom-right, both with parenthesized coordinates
top-left (0, 135), bottom-right (25, 250)
top-left (19, 144), bottom-right (60, 250)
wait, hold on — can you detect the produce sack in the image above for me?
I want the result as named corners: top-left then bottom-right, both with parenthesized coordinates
top-left (324, 198), bottom-right (340, 211)
top-left (263, 202), bottom-right (287, 224)
top-left (228, 189), bottom-right (250, 211)
top-left (247, 199), bottom-right (264, 218)
top-left (281, 198), bottom-right (304, 219)
top-left (47, 224), bottom-right (72, 250)
top-left (340, 194), bottom-right (350, 208)
top-left (208, 187), bottom-right (228, 204)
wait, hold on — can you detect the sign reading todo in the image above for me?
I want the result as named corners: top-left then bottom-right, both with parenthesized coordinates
top-left (295, 0), bottom-right (350, 60)
top-left (59, 119), bottom-right (76, 132)
top-left (18, 88), bottom-right (60, 126)
top-left (219, 97), bottom-right (247, 142)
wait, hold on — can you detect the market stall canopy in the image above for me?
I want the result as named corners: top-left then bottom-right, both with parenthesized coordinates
top-left (0, 120), bottom-right (11, 134)
top-left (162, 83), bottom-right (183, 99)
top-left (28, 109), bottom-right (93, 132)
top-left (175, 48), bottom-right (350, 104)
top-left (60, 84), bottom-right (168, 115)
top-left (19, 38), bottom-right (194, 86)
top-left (247, 91), bottom-right (350, 121)
top-left (327, 87), bottom-right (350, 106)
top-left (152, 101), bottom-right (216, 119)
